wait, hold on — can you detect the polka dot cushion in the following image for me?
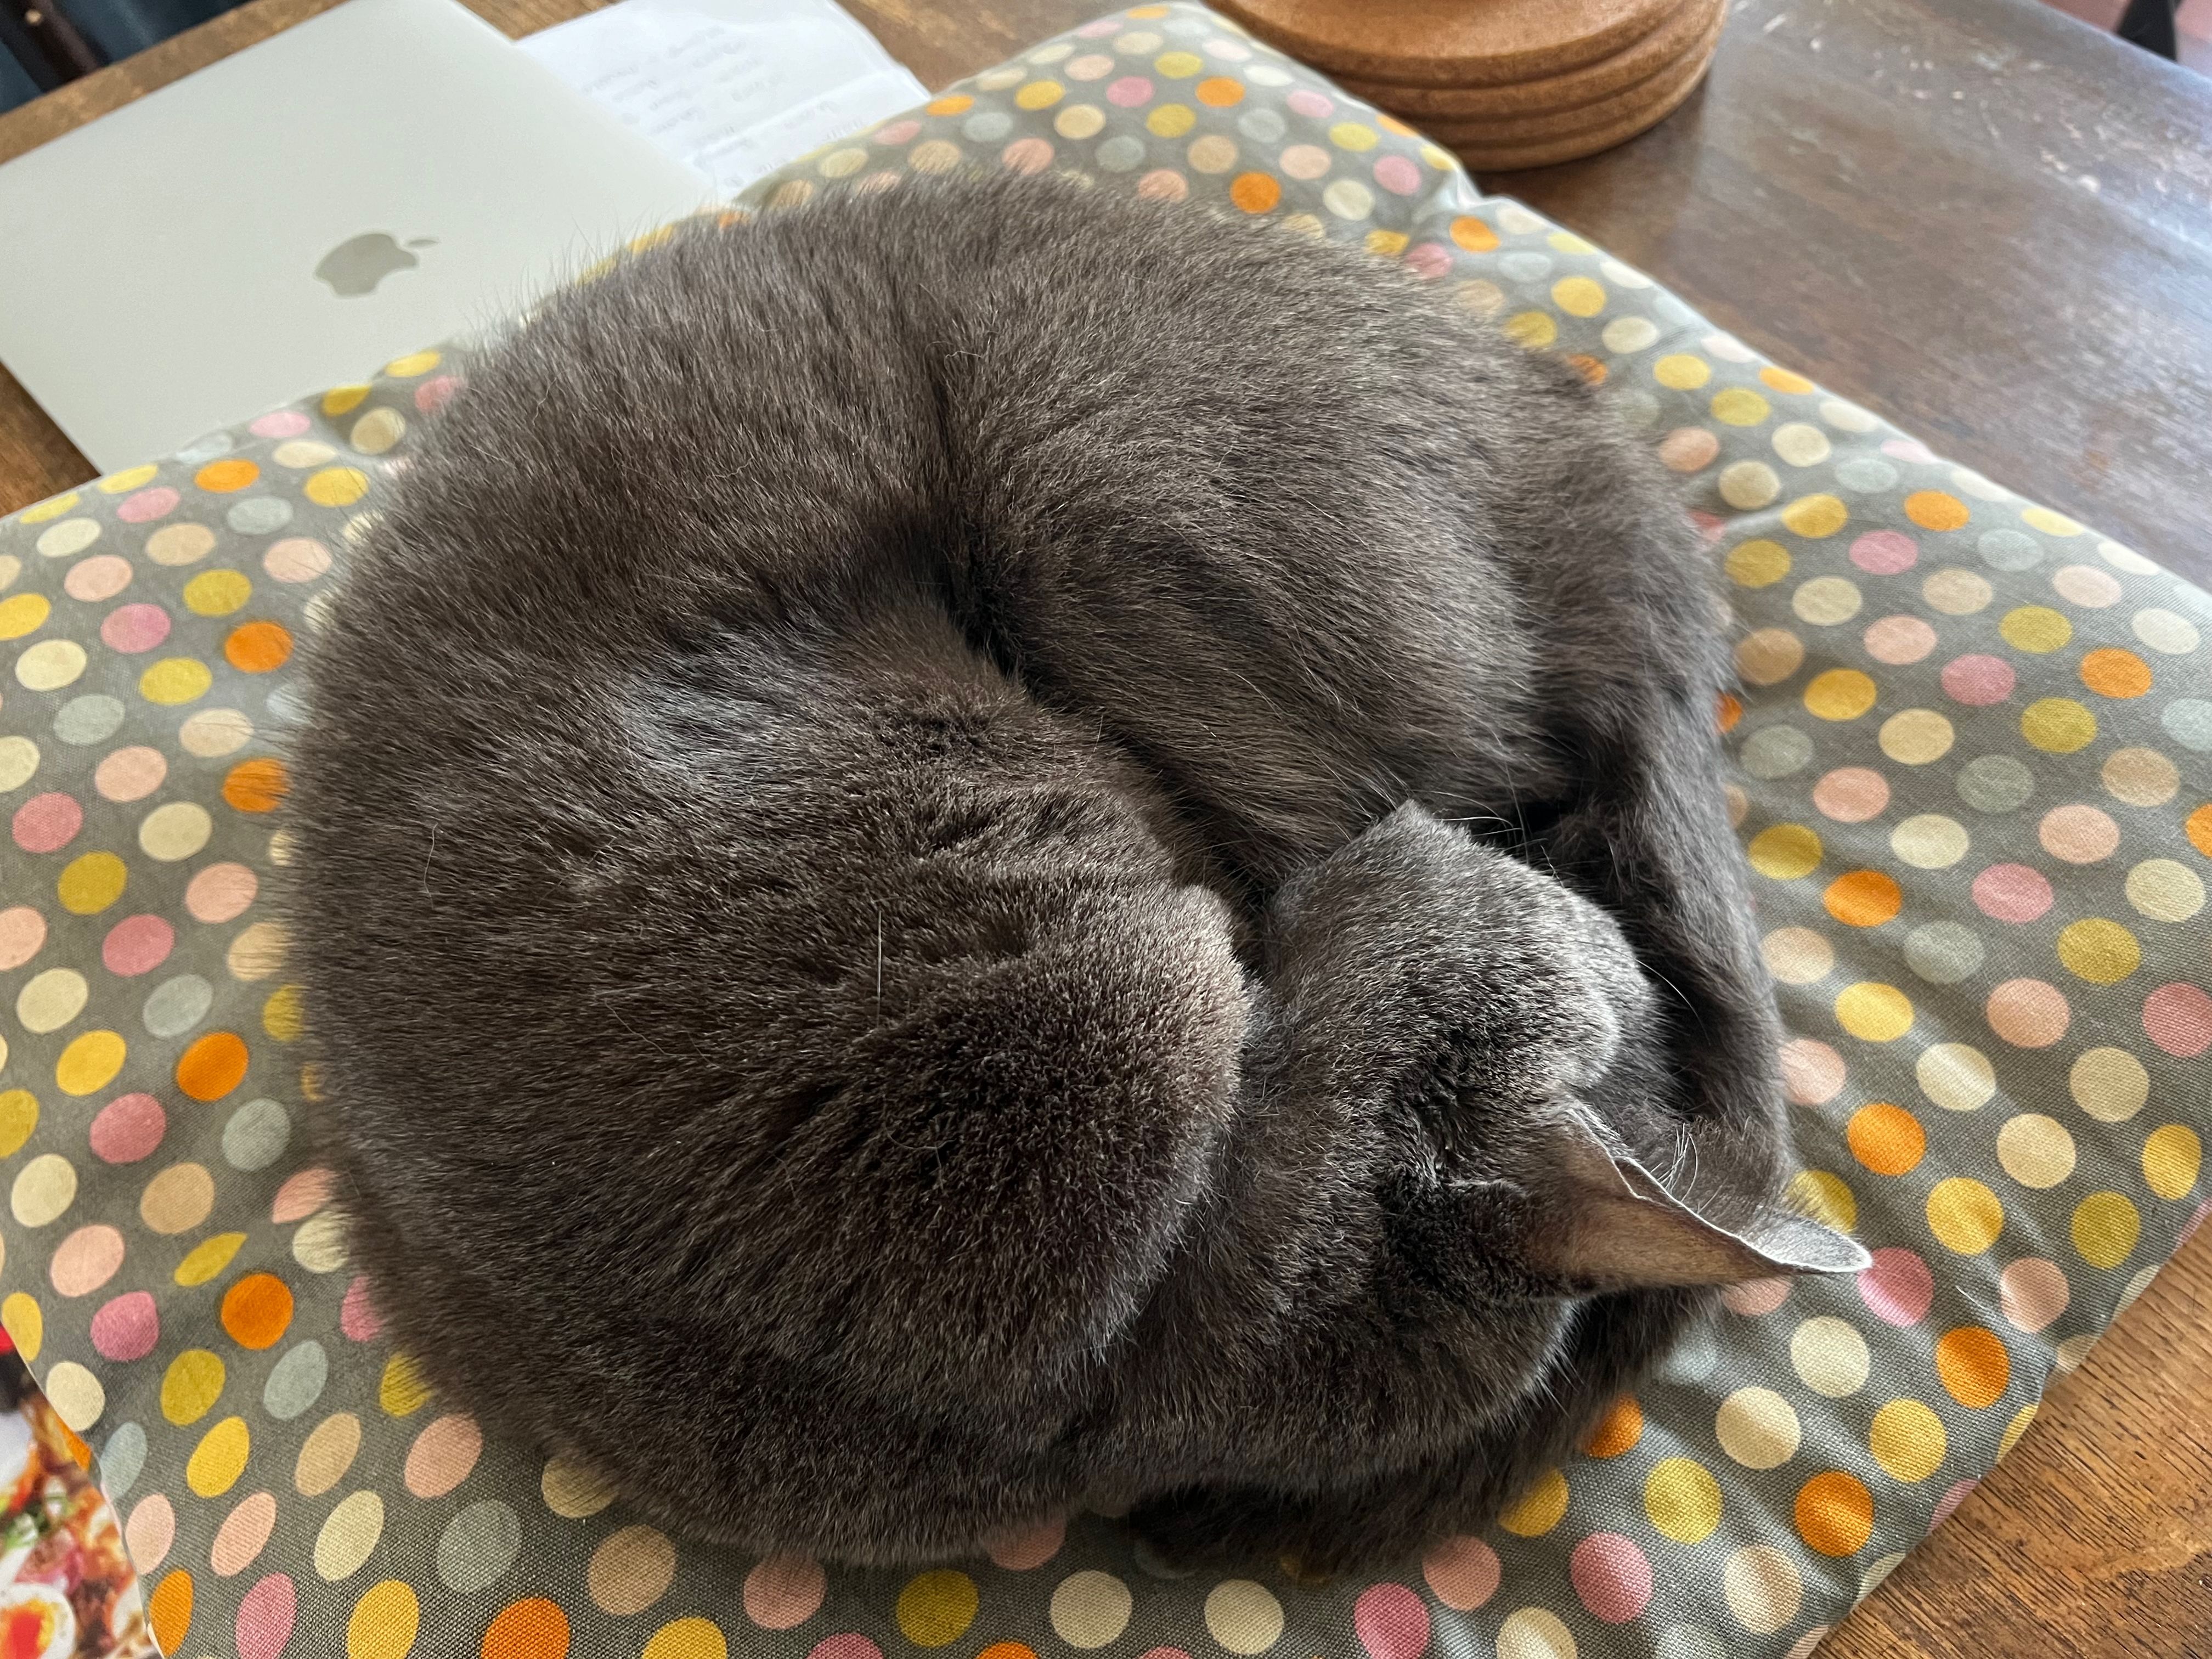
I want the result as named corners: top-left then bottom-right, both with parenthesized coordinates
top-left (2, 7), bottom-right (2206, 1656)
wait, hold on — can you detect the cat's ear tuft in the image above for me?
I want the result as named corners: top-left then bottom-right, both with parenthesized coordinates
top-left (1526, 1114), bottom-right (1871, 1292)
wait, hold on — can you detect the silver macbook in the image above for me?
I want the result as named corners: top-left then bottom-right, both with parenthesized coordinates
top-left (0, 0), bottom-right (716, 470)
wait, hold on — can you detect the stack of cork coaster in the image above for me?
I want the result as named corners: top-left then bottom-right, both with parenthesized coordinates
top-left (1208, 0), bottom-right (1725, 170)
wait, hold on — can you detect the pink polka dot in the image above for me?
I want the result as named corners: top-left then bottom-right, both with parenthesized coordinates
top-left (63, 554), bottom-right (132, 601)
top-left (235, 1572), bottom-right (297, 1659)
top-left (125, 1496), bottom-right (174, 1573)
top-left (50, 1224), bottom-right (127, 1297)
top-left (1690, 510), bottom-right (1727, 543)
top-left (1987, 978), bottom-right (2070, 1048)
top-left (1420, 1535), bottom-right (1500, 1611)
top-left (1286, 88), bottom-right (1334, 118)
top-left (1931, 1479), bottom-right (1977, 1530)
top-left (1812, 766), bottom-right (1890, 823)
top-left (2143, 982), bottom-right (2212, 1057)
top-left (1858, 1247), bottom-right (1934, 1325)
top-left (1972, 864), bottom-right (2053, 923)
top-left (1863, 615), bottom-right (1937, 665)
top-left (1137, 1650), bottom-right (1192, 1659)
top-left (985, 1515), bottom-right (1065, 1570)
top-left (90, 1289), bottom-right (159, 1359)
top-left (1279, 143), bottom-right (1331, 179)
top-left (403, 1413), bottom-right (484, 1499)
top-left (746, 1554), bottom-right (830, 1632)
top-left (100, 602), bottom-right (171, 653)
top-left (1106, 76), bottom-right (1153, 106)
top-left (102, 914), bottom-right (174, 977)
top-left (263, 538), bottom-right (332, 583)
top-left (2182, 1199), bottom-right (2210, 1249)
top-left (2039, 804), bottom-right (2120, 864)
top-left (89, 1093), bottom-right (165, 1164)
top-left (1354, 1582), bottom-right (1431, 1659)
top-left (1075, 15), bottom-right (1118, 35)
top-left (2052, 564), bottom-right (2121, 607)
top-left (414, 375), bottom-right (461, 416)
top-left (1373, 154), bottom-right (1421, 196)
top-left (13, 792), bottom-right (83, 854)
top-left (1940, 653), bottom-right (2015, 705)
top-left (1882, 437), bottom-right (1937, 465)
top-left (273, 1167), bottom-right (335, 1224)
top-left (94, 744), bottom-right (167, 803)
top-left (116, 487), bottom-right (179, 524)
top-left (340, 1276), bottom-right (383, 1341)
top-left (1780, 1037), bottom-right (1846, 1105)
top-left (1722, 1278), bottom-right (1791, 1316)
top-left (1998, 1257), bottom-right (2069, 1333)
top-left (1849, 531), bottom-right (1918, 574)
top-left (0, 906), bottom-right (47, 970)
top-left (1403, 243), bottom-right (1452, 280)
top-left (1137, 167), bottom-right (1187, 201)
top-left (872, 119), bottom-right (921, 146)
top-left (250, 410), bottom-right (311, 439)
top-left (807, 1637), bottom-right (883, 1659)
top-left (1002, 138), bottom-right (1054, 174)
top-left (1660, 428), bottom-right (1720, 472)
top-left (1569, 1533), bottom-right (1652, 1624)
top-left (185, 862), bottom-right (258, 923)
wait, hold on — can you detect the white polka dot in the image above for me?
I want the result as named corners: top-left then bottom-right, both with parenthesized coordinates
top-left (42, 1361), bottom-right (104, 1431)
top-left (1203, 1581), bottom-right (1283, 1654)
top-left (1049, 1571), bottom-right (1133, 1647)
top-left (2132, 608), bottom-right (2199, 654)
top-left (1790, 1315), bottom-right (1870, 1397)
top-left (1772, 423), bottom-right (1832, 467)
top-left (1496, 1607), bottom-right (1577, 1659)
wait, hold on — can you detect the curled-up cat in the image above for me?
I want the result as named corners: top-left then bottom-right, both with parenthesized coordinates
top-left (287, 171), bottom-right (1866, 1572)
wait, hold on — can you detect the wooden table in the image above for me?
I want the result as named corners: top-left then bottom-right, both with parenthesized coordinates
top-left (3, 0), bottom-right (2209, 1651)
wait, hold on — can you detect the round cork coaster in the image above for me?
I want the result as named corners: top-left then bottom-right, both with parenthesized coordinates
top-left (1418, 2), bottom-right (1724, 146)
top-left (1336, 0), bottom-right (1719, 120)
top-left (1445, 43), bottom-right (1714, 170)
top-left (1207, 0), bottom-right (1689, 89)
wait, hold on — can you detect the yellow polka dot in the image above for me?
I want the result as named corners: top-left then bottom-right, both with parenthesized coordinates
top-left (1788, 1170), bottom-right (1858, 1233)
top-left (306, 467), bottom-right (371, 508)
top-left (54, 1029), bottom-right (125, 1094)
top-left (1804, 668), bottom-right (1876, 720)
top-left (1551, 277), bottom-right (1605, 317)
top-left (2022, 698), bottom-right (2096, 754)
top-left (263, 985), bottom-right (305, 1042)
top-left (187, 1415), bottom-right (251, 1497)
top-left (161, 1349), bottom-right (226, 1424)
top-left (2055, 918), bottom-right (2140, 985)
top-left (1654, 354), bottom-right (1711, 390)
top-left (1780, 494), bottom-right (1849, 538)
top-left (1835, 983), bottom-right (1912, 1042)
top-left (1152, 48), bottom-right (1201, 76)
top-left (140, 657), bottom-right (213, 705)
top-left (379, 1353), bottom-right (432, 1417)
top-left (2143, 1125), bottom-right (2200, 1200)
top-left (57, 852), bottom-right (127, 916)
top-left (1327, 121), bottom-right (1378, 150)
top-left (1503, 311), bottom-right (1557, 349)
top-left (2021, 506), bottom-right (2084, 537)
top-left (1014, 79), bottom-right (1063, 109)
top-left (644, 1618), bottom-right (729, 1659)
top-left (347, 1581), bottom-right (419, 1659)
top-left (1997, 1404), bottom-right (2039, 1458)
top-left (1927, 1177), bottom-right (2004, 1254)
top-left (1364, 230), bottom-right (1409, 257)
top-left (1748, 823), bottom-right (1822, 881)
top-left (2070, 1191), bottom-right (2140, 1269)
top-left (1, 1294), bottom-right (41, 1363)
top-left (0, 1092), bottom-right (35, 1158)
top-left (896, 1570), bottom-right (979, 1647)
top-left (1726, 539), bottom-right (1791, 588)
top-left (1869, 1400), bottom-right (1946, 1482)
top-left (96, 465), bottom-right (158, 494)
top-left (1496, 1468), bottom-right (1568, 1536)
top-left (1904, 490), bottom-right (1970, 531)
top-left (18, 493), bottom-right (78, 524)
top-left (183, 569), bottom-right (252, 617)
top-left (383, 349), bottom-right (441, 377)
top-left (0, 593), bottom-right (49, 639)
top-left (1762, 366), bottom-right (1815, 394)
top-left (321, 385), bottom-right (370, 417)
top-left (1145, 104), bottom-right (1195, 137)
top-left (174, 1233), bottom-right (246, 1287)
top-left (1711, 388), bottom-right (1771, 426)
top-left (1644, 1457), bottom-right (1722, 1543)
top-left (1999, 606), bottom-right (2073, 653)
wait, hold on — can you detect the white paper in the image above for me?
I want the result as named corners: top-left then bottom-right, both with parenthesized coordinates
top-left (522, 0), bottom-right (929, 197)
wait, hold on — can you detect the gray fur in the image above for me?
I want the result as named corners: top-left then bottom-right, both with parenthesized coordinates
top-left (287, 173), bottom-right (1846, 1572)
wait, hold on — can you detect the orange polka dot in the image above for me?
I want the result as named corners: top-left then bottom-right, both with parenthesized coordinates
top-left (1717, 691), bottom-right (1743, 733)
top-left (1760, 366), bottom-right (1815, 394)
top-left (58, 1421), bottom-right (91, 1470)
top-left (222, 757), bottom-right (289, 813)
top-left (1904, 490), bottom-right (1970, 531)
top-left (1376, 113), bottom-right (1417, 136)
top-left (1194, 76), bottom-right (1243, 106)
top-left (176, 1031), bottom-right (250, 1102)
top-left (1847, 1103), bottom-right (1926, 1177)
top-left (1934, 1325), bottom-right (2011, 1408)
top-left (484, 1598), bottom-right (571, 1659)
top-left (224, 622), bottom-right (293, 673)
top-left (2190, 805), bottom-right (2212, 859)
top-left (977, 1646), bottom-right (1039, 1659)
top-left (1795, 1471), bottom-right (1874, 1556)
top-left (1563, 354), bottom-right (1607, 385)
top-left (194, 460), bottom-right (258, 494)
top-left (221, 1272), bottom-right (295, 1351)
top-left (1449, 216), bottom-right (1499, 252)
top-left (1229, 172), bottom-right (1280, 213)
top-left (2079, 648), bottom-right (2152, 699)
top-left (1824, 870), bottom-right (1901, 927)
top-left (1583, 1395), bottom-right (1643, 1458)
top-left (149, 1570), bottom-right (194, 1652)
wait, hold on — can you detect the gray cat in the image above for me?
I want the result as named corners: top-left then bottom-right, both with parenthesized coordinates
top-left (287, 172), bottom-right (1865, 1572)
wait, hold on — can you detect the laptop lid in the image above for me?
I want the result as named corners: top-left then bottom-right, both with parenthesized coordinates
top-left (0, 0), bottom-right (716, 471)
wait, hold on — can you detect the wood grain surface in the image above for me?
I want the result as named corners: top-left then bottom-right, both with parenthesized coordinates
top-left (1, 2), bottom-right (2207, 1653)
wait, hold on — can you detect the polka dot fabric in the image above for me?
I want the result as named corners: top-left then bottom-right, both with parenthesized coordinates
top-left (1, 7), bottom-right (2205, 1656)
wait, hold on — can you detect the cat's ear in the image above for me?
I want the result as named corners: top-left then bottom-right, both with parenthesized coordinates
top-left (1527, 1114), bottom-right (1871, 1292)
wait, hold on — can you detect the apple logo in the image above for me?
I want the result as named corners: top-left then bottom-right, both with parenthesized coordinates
top-left (313, 233), bottom-right (437, 298)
